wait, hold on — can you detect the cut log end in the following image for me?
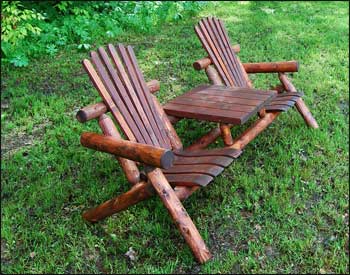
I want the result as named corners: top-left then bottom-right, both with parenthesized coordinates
top-left (160, 150), bottom-right (175, 169)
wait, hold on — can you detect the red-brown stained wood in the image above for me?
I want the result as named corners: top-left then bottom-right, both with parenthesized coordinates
top-left (168, 97), bottom-right (256, 112)
top-left (185, 127), bottom-right (224, 151)
top-left (80, 132), bottom-right (174, 169)
top-left (123, 45), bottom-right (171, 148)
top-left (193, 44), bottom-right (240, 71)
top-left (244, 61), bottom-right (299, 73)
top-left (163, 85), bottom-right (276, 125)
top-left (206, 18), bottom-right (241, 86)
top-left (101, 45), bottom-right (160, 146)
top-left (94, 50), bottom-right (151, 144)
top-left (205, 65), bottom-right (223, 85)
top-left (76, 80), bottom-right (161, 123)
top-left (98, 114), bottom-right (140, 185)
top-left (175, 147), bottom-right (241, 158)
top-left (174, 111), bottom-right (281, 199)
top-left (165, 173), bottom-right (213, 187)
top-left (220, 123), bottom-right (233, 146)
top-left (195, 22), bottom-right (232, 86)
top-left (146, 168), bottom-right (212, 263)
top-left (146, 79), bottom-right (160, 94)
top-left (151, 94), bottom-right (183, 150)
top-left (230, 112), bottom-right (280, 150)
top-left (82, 59), bottom-right (136, 141)
top-left (164, 164), bottom-right (224, 177)
top-left (194, 59), bottom-right (299, 73)
top-left (195, 18), bottom-right (249, 87)
top-left (173, 155), bottom-right (233, 167)
top-left (213, 18), bottom-right (247, 86)
top-left (278, 73), bottom-right (319, 128)
top-left (76, 102), bottom-right (108, 123)
top-left (83, 181), bottom-right (154, 222)
top-left (164, 103), bottom-right (247, 124)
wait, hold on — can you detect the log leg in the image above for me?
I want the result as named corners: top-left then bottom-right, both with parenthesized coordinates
top-left (99, 114), bottom-right (141, 185)
top-left (278, 73), bottom-right (319, 128)
top-left (83, 181), bottom-right (155, 222)
top-left (220, 123), bottom-right (233, 146)
top-left (147, 168), bottom-right (212, 264)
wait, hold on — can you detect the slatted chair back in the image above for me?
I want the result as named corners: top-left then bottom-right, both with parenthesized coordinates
top-left (82, 44), bottom-right (173, 149)
top-left (195, 17), bottom-right (250, 88)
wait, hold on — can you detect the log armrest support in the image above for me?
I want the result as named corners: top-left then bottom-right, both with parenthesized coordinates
top-left (81, 132), bottom-right (174, 169)
top-left (193, 55), bottom-right (299, 74)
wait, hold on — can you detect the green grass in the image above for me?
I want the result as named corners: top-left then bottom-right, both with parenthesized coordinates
top-left (1, 1), bottom-right (349, 274)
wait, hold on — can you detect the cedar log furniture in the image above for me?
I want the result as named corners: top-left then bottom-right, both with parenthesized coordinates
top-left (78, 44), bottom-right (245, 263)
top-left (169, 17), bottom-right (318, 147)
top-left (76, 19), bottom-right (318, 264)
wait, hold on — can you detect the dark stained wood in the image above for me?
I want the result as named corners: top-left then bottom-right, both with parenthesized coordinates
top-left (244, 61), bottom-right (299, 73)
top-left (193, 44), bottom-right (240, 71)
top-left (164, 103), bottom-right (247, 124)
top-left (205, 65), bottom-right (223, 85)
top-left (104, 45), bottom-right (160, 147)
top-left (80, 132), bottom-right (174, 169)
top-left (147, 168), bottom-right (212, 263)
top-left (76, 80), bottom-right (160, 123)
top-left (265, 104), bottom-right (290, 112)
top-left (82, 59), bottom-right (136, 141)
top-left (175, 147), bottom-right (241, 158)
top-left (118, 45), bottom-right (164, 146)
top-left (83, 181), bottom-right (155, 222)
top-left (212, 18), bottom-right (246, 86)
top-left (194, 59), bottom-right (299, 73)
top-left (90, 50), bottom-right (149, 144)
top-left (151, 94), bottom-right (183, 150)
top-left (126, 45), bottom-right (171, 148)
top-left (169, 96), bottom-right (258, 111)
top-left (165, 173), bottom-right (214, 187)
top-left (230, 112), bottom-right (280, 150)
top-left (185, 126), bottom-right (224, 151)
top-left (146, 79), bottom-right (160, 93)
top-left (164, 164), bottom-right (224, 177)
top-left (99, 114), bottom-right (140, 185)
top-left (163, 85), bottom-right (276, 125)
top-left (195, 22), bottom-right (232, 86)
top-left (278, 73), bottom-right (319, 128)
top-left (220, 123), bottom-right (233, 146)
top-left (180, 93), bottom-right (266, 107)
top-left (195, 18), bottom-right (249, 87)
top-left (76, 102), bottom-right (108, 123)
top-left (173, 155), bottom-right (233, 167)
top-left (205, 17), bottom-right (240, 86)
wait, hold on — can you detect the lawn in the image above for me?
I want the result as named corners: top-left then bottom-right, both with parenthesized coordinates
top-left (1, 1), bottom-right (349, 274)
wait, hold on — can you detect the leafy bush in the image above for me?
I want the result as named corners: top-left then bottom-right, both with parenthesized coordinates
top-left (1, 1), bottom-right (206, 67)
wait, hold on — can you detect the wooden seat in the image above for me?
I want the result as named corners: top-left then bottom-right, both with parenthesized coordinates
top-left (78, 43), bottom-right (243, 264)
top-left (165, 147), bottom-right (242, 186)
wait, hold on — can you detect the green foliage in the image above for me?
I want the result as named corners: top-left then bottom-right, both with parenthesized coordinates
top-left (1, 1), bottom-right (206, 67)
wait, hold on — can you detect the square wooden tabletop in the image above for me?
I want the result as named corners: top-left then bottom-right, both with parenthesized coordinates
top-left (163, 85), bottom-right (277, 125)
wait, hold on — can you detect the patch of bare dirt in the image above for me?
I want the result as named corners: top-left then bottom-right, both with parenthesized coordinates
top-left (1, 120), bottom-right (52, 157)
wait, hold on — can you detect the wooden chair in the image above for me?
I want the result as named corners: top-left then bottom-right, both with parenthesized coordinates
top-left (183, 17), bottom-right (319, 146)
top-left (77, 44), bottom-right (243, 263)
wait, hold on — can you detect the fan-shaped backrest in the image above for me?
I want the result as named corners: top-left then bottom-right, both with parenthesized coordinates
top-left (82, 44), bottom-right (172, 149)
top-left (195, 17), bottom-right (250, 87)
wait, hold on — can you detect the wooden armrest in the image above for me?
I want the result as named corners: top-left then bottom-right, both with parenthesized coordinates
top-left (80, 132), bottom-right (174, 169)
top-left (193, 44), bottom-right (240, 70)
top-left (243, 61), bottom-right (299, 73)
top-left (76, 79), bottom-right (160, 123)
